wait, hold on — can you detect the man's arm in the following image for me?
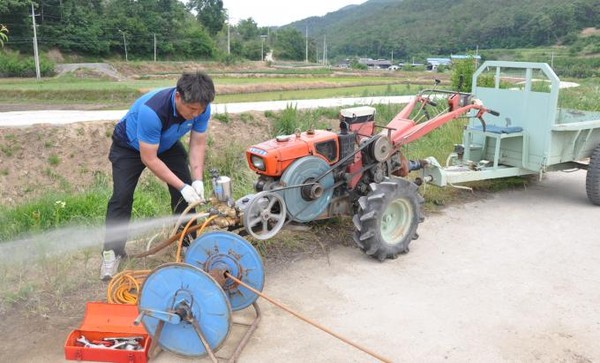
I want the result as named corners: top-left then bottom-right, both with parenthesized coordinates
top-left (189, 130), bottom-right (207, 181)
top-left (139, 141), bottom-right (186, 190)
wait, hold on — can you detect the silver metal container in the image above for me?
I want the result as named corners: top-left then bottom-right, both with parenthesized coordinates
top-left (213, 176), bottom-right (232, 202)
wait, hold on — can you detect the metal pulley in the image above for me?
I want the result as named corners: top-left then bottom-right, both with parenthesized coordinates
top-left (280, 156), bottom-right (335, 222)
top-left (241, 191), bottom-right (287, 240)
top-left (370, 135), bottom-right (392, 162)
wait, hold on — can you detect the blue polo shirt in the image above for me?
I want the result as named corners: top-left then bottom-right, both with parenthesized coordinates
top-left (113, 87), bottom-right (211, 154)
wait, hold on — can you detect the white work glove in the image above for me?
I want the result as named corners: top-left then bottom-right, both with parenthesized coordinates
top-left (180, 184), bottom-right (202, 204)
top-left (191, 180), bottom-right (205, 202)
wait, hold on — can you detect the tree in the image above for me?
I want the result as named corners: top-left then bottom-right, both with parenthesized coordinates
top-left (187, 0), bottom-right (226, 36)
top-left (0, 0), bottom-right (29, 52)
top-left (102, 0), bottom-right (215, 60)
top-left (451, 57), bottom-right (477, 92)
top-left (0, 0), bottom-right (30, 14)
top-left (39, 0), bottom-right (109, 55)
top-left (273, 27), bottom-right (305, 61)
top-left (237, 18), bottom-right (259, 41)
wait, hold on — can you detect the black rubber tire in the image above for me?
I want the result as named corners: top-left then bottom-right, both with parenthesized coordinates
top-left (352, 177), bottom-right (424, 261)
top-left (586, 144), bottom-right (600, 206)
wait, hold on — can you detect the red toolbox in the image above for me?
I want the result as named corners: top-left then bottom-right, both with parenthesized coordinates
top-left (64, 302), bottom-right (151, 363)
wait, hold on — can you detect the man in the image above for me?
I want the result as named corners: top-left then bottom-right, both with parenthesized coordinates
top-left (100, 71), bottom-right (214, 281)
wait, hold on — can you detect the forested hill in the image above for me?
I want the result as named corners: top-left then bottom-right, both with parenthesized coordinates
top-left (0, 0), bottom-right (598, 70)
top-left (290, 0), bottom-right (600, 59)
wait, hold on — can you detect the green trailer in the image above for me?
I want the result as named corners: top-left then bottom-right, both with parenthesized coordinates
top-left (422, 61), bottom-right (600, 204)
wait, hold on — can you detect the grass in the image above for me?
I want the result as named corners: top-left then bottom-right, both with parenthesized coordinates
top-left (47, 154), bottom-right (60, 166)
top-left (215, 84), bottom-right (424, 104)
top-left (2, 66), bottom-right (599, 315)
top-left (559, 79), bottom-right (600, 111)
top-left (0, 101), bottom-right (528, 244)
top-left (0, 172), bottom-right (172, 242)
top-left (4, 73), bottom-right (600, 242)
top-left (0, 70), bottom-right (434, 107)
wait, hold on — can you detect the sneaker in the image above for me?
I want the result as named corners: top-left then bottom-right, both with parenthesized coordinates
top-left (100, 250), bottom-right (121, 281)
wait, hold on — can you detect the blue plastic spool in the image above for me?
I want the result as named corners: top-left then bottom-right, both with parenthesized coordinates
top-left (184, 231), bottom-right (265, 311)
top-left (138, 263), bottom-right (231, 357)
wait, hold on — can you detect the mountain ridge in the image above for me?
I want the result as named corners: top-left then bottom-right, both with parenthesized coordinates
top-left (287, 0), bottom-right (600, 60)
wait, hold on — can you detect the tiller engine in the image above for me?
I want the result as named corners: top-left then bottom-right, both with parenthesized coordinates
top-left (238, 87), bottom-right (499, 261)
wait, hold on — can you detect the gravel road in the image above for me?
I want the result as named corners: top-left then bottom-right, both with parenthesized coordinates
top-left (0, 96), bottom-right (414, 127)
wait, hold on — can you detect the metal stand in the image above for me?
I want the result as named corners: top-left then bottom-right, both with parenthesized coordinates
top-left (227, 302), bottom-right (261, 363)
top-left (144, 301), bottom-right (261, 363)
top-left (138, 232), bottom-right (266, 362)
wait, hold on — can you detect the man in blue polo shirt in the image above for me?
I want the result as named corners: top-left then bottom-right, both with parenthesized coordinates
top-left (100, 71), bottom-right (214, 280)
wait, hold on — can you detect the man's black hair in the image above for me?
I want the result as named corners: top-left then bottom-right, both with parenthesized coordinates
top-left (176, 71), bottom-right (215, 105)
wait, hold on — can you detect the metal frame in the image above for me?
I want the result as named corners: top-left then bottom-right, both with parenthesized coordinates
top-left (423, 61), bottom-right (600, 187)
top-left (147, 302), bottom-right (261, 363)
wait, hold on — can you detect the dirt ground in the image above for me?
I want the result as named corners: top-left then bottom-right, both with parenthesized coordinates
top-left (0, 105), bottom-right (351, 362)
top-left (3, 63), bottom-right (597, 362)
top-left (0, 65), bottom-right (493, 362)
top-left (2, 154), bottom-right (599, 362)
top-left (0, 112), bottom-right (272, 207)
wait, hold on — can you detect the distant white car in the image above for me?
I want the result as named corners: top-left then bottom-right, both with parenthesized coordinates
top-left (388, 65), bottom-right (400, 71)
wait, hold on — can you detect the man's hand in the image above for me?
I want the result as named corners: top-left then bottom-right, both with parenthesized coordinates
top-left (180, 184), bottom-right (202, 204)
top-left (192, 180), bottom-right (205, 202)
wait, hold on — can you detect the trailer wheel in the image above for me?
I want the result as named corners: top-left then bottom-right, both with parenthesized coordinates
top-left (352, 178), bottom-right (424, 261)
top-left (586, 144), bottom-right (600, 206)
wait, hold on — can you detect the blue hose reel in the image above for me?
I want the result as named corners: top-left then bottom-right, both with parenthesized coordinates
top-left (137, 231), bottom-right (264, 359)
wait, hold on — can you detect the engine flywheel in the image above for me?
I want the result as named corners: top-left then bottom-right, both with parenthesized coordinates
top-left (280, 156), bottom-right (334, 222)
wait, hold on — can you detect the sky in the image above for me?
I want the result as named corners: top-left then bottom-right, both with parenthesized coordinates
top-left (222, 0), bottom-right (368, 27)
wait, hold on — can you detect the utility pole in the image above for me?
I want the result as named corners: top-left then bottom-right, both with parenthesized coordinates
top-left (305, 24), bottom-right (308, 63)
top-left (153, 33), bottom-right (157, 61)
top-left (260, 35), bottom-right (267, 61)
top-left (123, 32), bottom-right (128, 61)
top-left (322, 35), bottom-right (327, 66)
top-left (119, 30), bottom-right (128, 62)
top-left (31, 3), bottom-right (41, 80)
top-left (227, 20), bottom-right (231, 55)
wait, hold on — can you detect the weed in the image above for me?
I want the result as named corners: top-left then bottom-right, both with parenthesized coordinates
top-left (3, 282), bottom-right (35, 305)
top-left (0, 168), bottom-right (8, 176)
top-left (53, 200), bottom-right (66, 225)
top-left (48, 154), bottom-right (60, 166)
top-left (274, 104), bottom-right (300, 136)
top-left (0, 145), bottom-right (12, 157)
top-left (239, 112), bottom-right (254, 124)
top-left (213, 112), bottom-right (230, 123)
top-left (206, 143), bottom-right (255, 198)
